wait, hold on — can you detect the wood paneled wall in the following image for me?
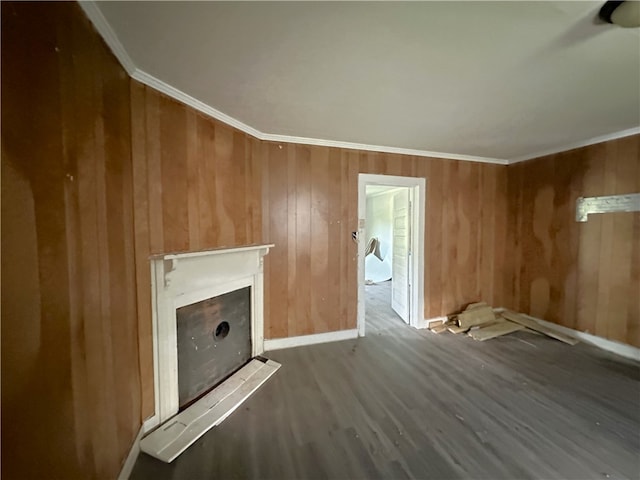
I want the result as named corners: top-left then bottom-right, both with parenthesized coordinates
top-left (4, 3), bottom-right (637, 479)
top-left (261, 144), bottom-right (509, 338)
top-left (129, 83), bottom-right (264, 418)
top-left (1, 2), bottom-right (140, 478)
top-left (506, 135), bottom-right (640, 347)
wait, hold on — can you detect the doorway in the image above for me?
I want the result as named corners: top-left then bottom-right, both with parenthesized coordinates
top-left (357, 174), bottom-right (426, 336)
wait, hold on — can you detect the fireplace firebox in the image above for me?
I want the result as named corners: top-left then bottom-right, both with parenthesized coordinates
top-left (177, 286), bottom-right (251, 407)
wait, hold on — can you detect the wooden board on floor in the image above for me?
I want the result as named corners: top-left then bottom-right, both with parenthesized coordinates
top-left (457, 305), bottom-right (496, 328)
top-left (500, 311), bottom-right (579, 345)
top-left (465, 302), bottom-right (488, 310)
top-left (430, 325), bottom-right (448, 334)
top-left (468, 321), bottom-right (524, 341)
top-left (447, 325), bottom-right (469, 334)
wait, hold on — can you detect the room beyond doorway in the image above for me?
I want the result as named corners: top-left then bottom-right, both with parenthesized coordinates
top-left (363, 185), bottom-right (410, 328)
top-left (357, 174), bottom-right (426, 337)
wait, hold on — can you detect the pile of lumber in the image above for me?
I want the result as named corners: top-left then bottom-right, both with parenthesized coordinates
top-left (428, 303), bottom-right (579, 345)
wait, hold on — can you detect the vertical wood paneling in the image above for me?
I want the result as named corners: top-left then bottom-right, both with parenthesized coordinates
top-left (2, 2), bottom-right (140, 478)
top-left (492, 165), bottom-right (508, 308)
top-left (508, 135), bottom-right (640, 347)
top-left (505, 162), bottom-right (523, 309)
top-left (442, 161), bottom-right (460, 313)
top-left (262, 148), bottom-right (511, 339)
top-left (103, 47), bottom-right (140, 459)
top-left (214, 126), bottom-right (237, 246)
top-left (129, 87), bottom-right (265, 411)
top-left (310, 147), bottom-right (331, 333)
top-left (425, 159), bottom-right (442, 318)
top-left (265, 144), bottom-right (288, 339)
top-left (328, 148), bottom-right (343, 332)
top-left (160, 96), bottom-right (189, 252)
top-left (145, 89), bottom-right (165, 253)
top-left (295, 146), bottom-right (312, 336)
top-left (480, 165), bottom-right (497, 303)
top-left (186, 110), bottom-right (201, 250)
top-left (286, 144), bottom-right (298, 337)
top-left (261, 139), bottom-right (272, 337)
top-left (130, 81), bottom-right (155, 421)
top-left (249, 138), bottom-right (264, 242)
top-left (197, 115), bottom-right (218, 246)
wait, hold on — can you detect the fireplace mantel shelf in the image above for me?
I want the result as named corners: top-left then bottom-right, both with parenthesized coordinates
top-left (149, 243), bottom-right (274, 260)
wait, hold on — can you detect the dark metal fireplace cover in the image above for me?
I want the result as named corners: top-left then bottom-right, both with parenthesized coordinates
top-left (176, 286), bottom-right (251, 407)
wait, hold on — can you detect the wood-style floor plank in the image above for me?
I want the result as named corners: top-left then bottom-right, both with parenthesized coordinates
top-left (132, 283), bottom-right (640, 480)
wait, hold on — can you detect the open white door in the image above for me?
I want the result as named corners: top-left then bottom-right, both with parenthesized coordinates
top-left (391, 189), bottom-right (410, 324)
top-left (357, 173), bottom-right (425, 335)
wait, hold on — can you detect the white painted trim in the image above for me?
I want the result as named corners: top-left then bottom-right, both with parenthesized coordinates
top-left (263, 329), bottom-right (358, 351)
top-left (524, 313), bottom-right (640, 362)
top-left (495, 308), bottom-right (640, 362)
top-left (261, 133), bottom-right (509, 165)
top-left (115, 412), bottom-right (164, 479)
top-left (150, 263), bottom-right (161, 434)
top-left (154, 244), bottom-right (273, 260)
top-left (509, 127), bottom-right (640, 164)
top-left (77, 1), bottom-right (136, 75)
top-left (117, 426), bottom-right (144, 480)
top-left (142, 415), bottom-right (160, 434)
top-left (117, 415), bottom-right (159, 480)
top-left (357, 174), bottom-right (426, 337)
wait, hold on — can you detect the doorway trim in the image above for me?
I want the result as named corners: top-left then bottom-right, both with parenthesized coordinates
top-left (357, 174), bottom-right (426, 336)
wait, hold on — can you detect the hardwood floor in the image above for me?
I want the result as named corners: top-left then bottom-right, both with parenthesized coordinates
top-left (365, 281), bottom-right (407, 333)
top-left (132, 287), bottom-right (640, 479)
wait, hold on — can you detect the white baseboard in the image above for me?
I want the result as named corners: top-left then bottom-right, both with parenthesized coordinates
top-left (142, 415), bottom-right (160, 434)
top-left (417, 316), bottom-right (447, 329)
top-left (117, 414), bottom-right (159, 480)
top-left (496, 308), bottom-right (640, 362)
top-left (117, 427), bottom-right (144, 480)
top-left (264, 329), bottom-right (358, 351)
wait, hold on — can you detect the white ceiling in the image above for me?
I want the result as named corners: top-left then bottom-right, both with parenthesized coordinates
top-left (91, 1), bottom-right (640, 163)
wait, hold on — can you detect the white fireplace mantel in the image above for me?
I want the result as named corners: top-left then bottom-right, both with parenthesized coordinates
top-left (149, 244), bottom-right (274, 426)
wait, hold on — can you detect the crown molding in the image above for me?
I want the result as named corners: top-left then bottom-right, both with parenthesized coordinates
top-left (509, 126), bottom-right (640, 164)
top-left (78, 1), bottom-right (136, 75)
top-left (261, 133), bottom-right (509, 164)
top-left (78, 1), bottom-right (637, 167)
